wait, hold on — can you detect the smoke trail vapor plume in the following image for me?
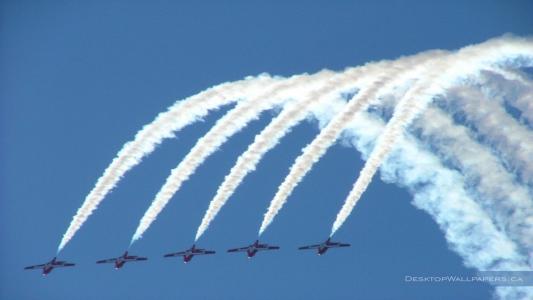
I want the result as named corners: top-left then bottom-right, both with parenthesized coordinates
top-left (194, 60), bottom-right (397, 241)
top-left (336, 104), bottom-right (532, 299)
top-left (330, 36), bottom-right (533, 237)
top-left (130, 71), bottom-right (337, 243)
top-left (57, 75), bottom-right (275, 252)
top-left (258, 50), bottom-right (446, 235)
top-left (56, 34), bottom-right (533, 300)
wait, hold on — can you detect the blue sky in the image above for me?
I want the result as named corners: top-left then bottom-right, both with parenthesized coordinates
top-left (1, 1), bottom-right (532, 299)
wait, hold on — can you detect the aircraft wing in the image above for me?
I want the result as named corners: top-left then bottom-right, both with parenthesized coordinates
top-left (96, 258), bottom-right (117, 264)
top-left (298, 244), bottom-right (321, 250)
top-left (328, 241), bottom-right (351, 248)
top-left (130, 257), bottom-right (147, 261)
top-left (329, 243), bottom-right (350, 248)
top-left (266, 246), bottom-right (280, 250)
top-left (227, 246), bottom-right (249, 253)
top-left (55, 263), bottom-right (75, 268)
top-left (164, 251), bottom-right (187, 257)
top-left (24, 264), bottom-right (46, 270)
top-left (195, 250), bottom-right (215, 255)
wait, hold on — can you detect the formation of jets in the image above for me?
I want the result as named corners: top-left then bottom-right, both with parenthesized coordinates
top-left (25, 238), bottom-right (350, 276)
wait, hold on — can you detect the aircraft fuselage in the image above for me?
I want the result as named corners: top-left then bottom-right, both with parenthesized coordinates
top-left (318, 247), bottom-right (328, 255)
top-left (115, 260), bottom-right (125, 269)
top-left (43, 266), bottom-right (53, 276)
top-left (247, 249), bottom-right (258, 258)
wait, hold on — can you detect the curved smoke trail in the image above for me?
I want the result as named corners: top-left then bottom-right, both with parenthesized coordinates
top-left (258, 49), bottom-right (446, 235)
top-left (330, 36), bottom-right (533, 237)
top-left (332, 101), bottom-right (532, 300)
top-left (415, 105), bottom-right (533, 253)
top-left (57, 74), bottom-right (276, 252)
top-left (194, 60), bottom-right (396, 241)
top-left (374, 74), bottom-right (533, 253)
top-left (56, 34), bottom-right (533, 300)
top-left (130, 71), bottom-right (336, 243)
top-left (479, 69), bottom-right (533, 125)
top-left (448, 78), bottom-right (533, 184)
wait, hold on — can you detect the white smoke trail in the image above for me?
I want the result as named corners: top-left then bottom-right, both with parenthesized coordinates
top-left (330, 36), bottom-right (533, 236)
top-left (478, 69), bottom-right (533, 125)
top-left (130, 71), bottom-right (337, 243)
top-left (194, 60), bottom-right (398, 241)
top-left (365, 75), bottom-right (533, 252)
top-left (57, 74), bottom-right (276, 252)
top-left (332, 103), bottom-right (532, 300)
top-left (448, 86), bottom-right (533, 184)
top-left (258, 50), bottom-right (446, 236)
top-left (487, 68), bottom-right (531, 85)
top-left (415, 106), bottom-right (533, 253)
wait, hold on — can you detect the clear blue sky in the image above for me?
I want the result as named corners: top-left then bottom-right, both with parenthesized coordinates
top-left (1, 1), bottom-right (532, 299)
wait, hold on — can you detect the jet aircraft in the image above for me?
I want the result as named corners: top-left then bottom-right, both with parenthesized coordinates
top-left (298, 238), bottom-right (350, 255)
top-left (164, 244), bottom-right (215, 263)
top-left (227, 240), bottom-right (280, 258)
top-left (24, 257), bottom-right (75, 276)
top-left (96, 251), bottom-right (147, 269)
